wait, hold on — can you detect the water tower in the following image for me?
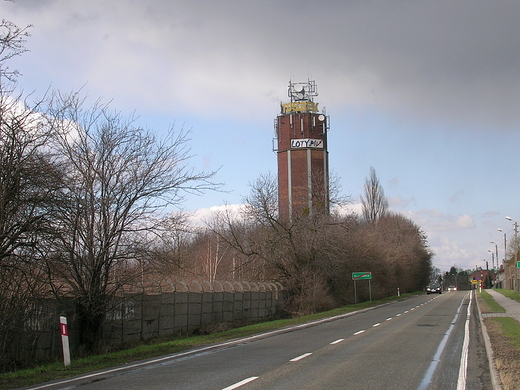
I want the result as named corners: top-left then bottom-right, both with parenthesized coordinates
top-left (274, 80), bottom-right (330, 221)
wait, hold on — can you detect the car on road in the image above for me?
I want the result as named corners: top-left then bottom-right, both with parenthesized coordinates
top-left (447, 285), bottom-right (457, 291)
top-left (426, 284), bottom-right (442, 294)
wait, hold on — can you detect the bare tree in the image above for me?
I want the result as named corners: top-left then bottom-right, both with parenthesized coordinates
top-left (0, 19), bottom-right (32, 82)
top-left (141, 212), bottom-right (195, 278)
top-left (328, 212), bottom-right (432, 303)
top-left (0, 94), bottom-right (58, 263)
top-left (361, 166), bottom-right (388, 222)
top-left (206, 173), bottom-right (432, 312)
top-left (0, 21), bottom-right (61, 370)
top-left (207, 174), bottom-right (338, 315)
top-left (0, 21), bottom-right (50, 265)
top-left (44, 92), bottom-right (219, 352)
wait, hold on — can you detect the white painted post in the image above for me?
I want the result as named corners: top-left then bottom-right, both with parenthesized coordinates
top-left (59, 315), bottom-right (71, 367)
top-left (397, 287), bottom-right (400, 297)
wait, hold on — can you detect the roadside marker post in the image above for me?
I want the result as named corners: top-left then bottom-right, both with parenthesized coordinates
top-left (60, 315), bottom-right (71, 367)
top-left (352, 272), bottom-right (372, 304)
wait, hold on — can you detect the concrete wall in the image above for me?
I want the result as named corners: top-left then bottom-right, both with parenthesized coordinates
top-left (14, 281), bottom-right (284, 365)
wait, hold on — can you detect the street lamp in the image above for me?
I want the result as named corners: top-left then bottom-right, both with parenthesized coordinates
top-left (487, 249), bottom-right (494, 270)
top-left (490, 241), bottom-right (499, 269)
top-left (505, 217), bottom-right (519, 291)
top-left (497, 228), bottom-right (507, 266)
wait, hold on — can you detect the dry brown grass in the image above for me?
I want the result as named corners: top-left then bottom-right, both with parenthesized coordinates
top-left (484, 318), bottom-right (520, 390)
top-left (477, 292), bottom-right (520, 390)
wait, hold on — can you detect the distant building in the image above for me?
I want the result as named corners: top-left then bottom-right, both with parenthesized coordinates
top-left (502, 260), bottom-right (518, 290)
top-left (469, 269), bottom-right (496, 289)
top-left (274, 80), bottom-right (330, 221)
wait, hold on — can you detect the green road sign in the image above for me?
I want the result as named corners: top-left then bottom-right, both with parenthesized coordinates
top-left (352, 272), bottom-right (372, 280)
top-left (517, 261), bottom-right (520, 268)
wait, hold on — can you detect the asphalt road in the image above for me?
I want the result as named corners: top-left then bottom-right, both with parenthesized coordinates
top-left (24, 291), bottom-right (492, 390)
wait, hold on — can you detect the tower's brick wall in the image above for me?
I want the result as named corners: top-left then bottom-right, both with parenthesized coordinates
top-left (276, 110), bottom-right (329, 221)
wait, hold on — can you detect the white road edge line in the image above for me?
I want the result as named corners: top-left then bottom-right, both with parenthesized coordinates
top-left (330, 338), bottom-right (344, 344)
top-left (221, 376), bottom-right (259, 390)
top-left (417, 294), bottom-right (467, 390)
top-left (457, 292), bottom-right (472, 390)
top-left (290, 352), bottom-right (312, 362)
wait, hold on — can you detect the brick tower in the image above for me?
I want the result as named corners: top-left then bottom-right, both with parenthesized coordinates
top-left (275, 80), bottom-right (329, 221)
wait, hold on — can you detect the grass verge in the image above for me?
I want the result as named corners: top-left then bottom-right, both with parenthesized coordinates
top-left (485, 317), bottom-right (520, 390)
top-left (478, 289), bottom-right (506, 313)
top-left (0, 292), bottom-right (419, 390)
top-left (492, 317), bottom-right (520, 348)
top-left (495, 289), bottom-right (520, 303)
top-left (477, 289), bottom-right (520, 389)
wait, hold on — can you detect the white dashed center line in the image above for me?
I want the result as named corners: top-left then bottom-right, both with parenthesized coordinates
top-left (290, 353), bottom-right (312, 362)
top-left (222, 377), bottom-right (259, 390)
top-left (330, 339), bottom-right (344, 345)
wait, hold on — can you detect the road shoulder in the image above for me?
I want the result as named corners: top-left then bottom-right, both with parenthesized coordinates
top-left (476, 290), bottom-right (503, 389)
top-left (477, 289), bottom-right (520, 390)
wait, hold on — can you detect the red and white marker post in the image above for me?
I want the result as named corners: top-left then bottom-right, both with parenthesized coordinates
top-left (59, 315), bottom-right (71, 366)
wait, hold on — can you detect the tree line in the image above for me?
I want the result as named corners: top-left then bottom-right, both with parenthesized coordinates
top-left (200, 172), bottom-right (432, 316)
top-left (0, 20), bottom-right (218, 369)
top-left (0, 20), bottom-right (433, 371)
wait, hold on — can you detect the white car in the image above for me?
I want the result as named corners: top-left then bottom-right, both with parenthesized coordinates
top-left (447, 285), bottom-right (457, 291)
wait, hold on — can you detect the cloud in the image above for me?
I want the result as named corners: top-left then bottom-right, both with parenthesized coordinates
top-left (333, 203), bottom-right (475, 236)
top-left (388, 176), bottom-right (400, 188)
top-left (188, 204), bottom-right (246, 226)
top-left (481, 211), bottom-right (500, 219)
top-left (333, 202), bottom-right (363, 217)
top-left (449, 191), bottom-right (465, 203)
top-left (388, 196), bottom-right (415, 209)
top-left (428, 234), bottom-right (476, 270)
top-left (5, 1), bottom-right (520, 128)
top-left (406, 209), bottom-right (475, 232)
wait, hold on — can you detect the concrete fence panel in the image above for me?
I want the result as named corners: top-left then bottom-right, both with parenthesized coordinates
top-left (8, 281), bottom-right (284, 367)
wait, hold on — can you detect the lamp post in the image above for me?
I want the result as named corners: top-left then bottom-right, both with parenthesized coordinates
top-left (488, 248), bottom-right (495, 288)
top-left (505, 217), bottom-right (519, 291)
top-left (497, 228), bottom-right (507, 266)
top-left (488, 249), bottom-right (494, 270)
top-left (497, 228), bottom-right (508, 289)
top-left (490, 241), bottom-right (499, 270)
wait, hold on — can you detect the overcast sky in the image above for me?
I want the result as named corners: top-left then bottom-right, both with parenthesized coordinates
top-left (4, 0), bottom-right (520, 272)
